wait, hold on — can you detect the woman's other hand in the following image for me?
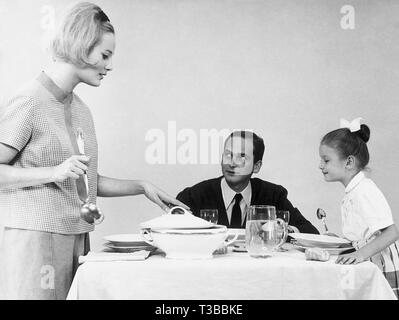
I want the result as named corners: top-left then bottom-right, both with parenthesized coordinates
top-left (52, 155), bottom-right (90, 182)
top-left (141, 181), bottom-right (190, 212)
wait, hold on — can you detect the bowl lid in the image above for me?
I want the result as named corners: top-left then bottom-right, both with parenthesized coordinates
top-left (140, 206), bottom-right (215, 230)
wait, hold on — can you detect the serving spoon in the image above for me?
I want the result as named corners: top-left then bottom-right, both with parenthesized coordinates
top-left (316, 208), bottom-right (329, 234)
top-left (77, 129), bottom-right (104, 225)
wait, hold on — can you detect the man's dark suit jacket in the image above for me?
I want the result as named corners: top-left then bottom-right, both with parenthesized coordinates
top-left (176, 176), bottom-right (319, 234)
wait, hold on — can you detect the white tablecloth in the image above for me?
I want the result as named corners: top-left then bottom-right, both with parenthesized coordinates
top-left (67, 247), bottom-right (396, 300)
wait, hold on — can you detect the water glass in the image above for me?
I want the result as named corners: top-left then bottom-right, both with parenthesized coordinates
top-left (200, 209), bottom-right (218, 224)
top-left (276, 210), bottom-right (290, 251)
top-left (245, 205), bottom-right (287, 258)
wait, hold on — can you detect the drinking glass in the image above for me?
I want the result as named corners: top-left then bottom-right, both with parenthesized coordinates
top-left (276, 210), bottom-right (290, 251)
top-left (245, 205), bottom-right (287, 258)
top-left (200, 209), bottom-right (218, 224)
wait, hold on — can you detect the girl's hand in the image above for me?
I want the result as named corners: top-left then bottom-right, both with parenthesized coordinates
top-left (52, 155), bottom-right (89, 182)
top-left (142, 181), bottom-right (190, 212)
top-left (287, 226), bottom-right (299, 233)
top-left (335, 251), bottom-right (366, 265)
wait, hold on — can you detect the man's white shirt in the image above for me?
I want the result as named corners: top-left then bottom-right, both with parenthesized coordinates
top-left (221, 178), bottom-right (251, 225)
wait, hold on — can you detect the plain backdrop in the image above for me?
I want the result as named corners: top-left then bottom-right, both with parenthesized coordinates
top-left (1, 0), bottom-right (398, 251)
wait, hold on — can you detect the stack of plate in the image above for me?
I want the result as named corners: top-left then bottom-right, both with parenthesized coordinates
top-left (289, 233), bottom-right (354, 255)
top-left (227, 228), bottom-right (246, 241)
top-left (103, 234), bottom-right (156, 253)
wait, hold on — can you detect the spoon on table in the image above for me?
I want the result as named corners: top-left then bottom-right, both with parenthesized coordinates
top-left (316, 208), bottom-right (329, 234)
top-left (77, 129), bottom-right (104, 225)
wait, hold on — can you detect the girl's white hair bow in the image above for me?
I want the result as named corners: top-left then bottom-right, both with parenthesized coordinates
top-left (339, 117), bottom-right (363, 132)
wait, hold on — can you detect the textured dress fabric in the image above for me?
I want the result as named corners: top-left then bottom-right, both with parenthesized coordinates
top-left (0, 72), bottom-right (98, 234)
top-left (0, 72), bottom-right (97, 299)
top-left (341, 171), bottom-right (399, 299)
top-left (0, 227), bottom-right (90, 300)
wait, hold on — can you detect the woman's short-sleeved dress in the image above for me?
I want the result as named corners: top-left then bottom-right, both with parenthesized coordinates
top-left (0, 71), bottom-right (98, 234)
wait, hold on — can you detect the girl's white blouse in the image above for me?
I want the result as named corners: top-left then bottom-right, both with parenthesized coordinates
top-left (341, 171), bottom-right (393, 241)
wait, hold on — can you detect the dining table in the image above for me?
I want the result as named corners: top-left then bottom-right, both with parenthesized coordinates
top-left (66, 243), bottom-right (396, 300)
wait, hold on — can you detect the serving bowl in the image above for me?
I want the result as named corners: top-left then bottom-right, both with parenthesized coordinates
top-left (141, 225), bottom-right (238, 259)
top-left (140, 206), bottom-right (238, 259)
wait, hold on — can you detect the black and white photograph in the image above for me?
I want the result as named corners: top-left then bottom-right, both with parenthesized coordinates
top-left (0, 0), bottom-right (398, 307)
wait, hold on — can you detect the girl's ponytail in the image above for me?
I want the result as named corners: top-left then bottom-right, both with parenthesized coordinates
top-left (356, 124), bottom-right (370, 143)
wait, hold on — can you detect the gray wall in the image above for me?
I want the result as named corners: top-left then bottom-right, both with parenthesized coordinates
top-left (1, 0), bottom-right (398, 250)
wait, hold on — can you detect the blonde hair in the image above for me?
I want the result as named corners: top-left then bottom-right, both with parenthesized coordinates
top-left (51, 2), bottom-right (114, 67)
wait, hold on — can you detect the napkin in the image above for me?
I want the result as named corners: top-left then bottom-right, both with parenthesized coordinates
top-left (78, 250), bottom-right (151, 264)
top-left (305, 248), bottom-right (330, 262)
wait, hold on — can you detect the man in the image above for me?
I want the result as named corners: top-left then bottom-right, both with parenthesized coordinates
top-left (176, 131), bottom-right (319, 234)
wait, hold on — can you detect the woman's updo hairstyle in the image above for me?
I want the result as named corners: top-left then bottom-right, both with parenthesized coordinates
top-left (321, 123), bottom-right (370, 170)
top-left (51, 2), bottom-right (114, 68)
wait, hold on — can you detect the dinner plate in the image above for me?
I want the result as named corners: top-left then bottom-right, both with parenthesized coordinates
top-left (232, 241), bottom-right (247, 252)
top-left (104, 242), bottom-right (155, 253)
top-left (150, 225), bottom-right (227, 234)
top-left (103, 234), bottom-right (148, 247)
top-left (289, 233), bottom-right (352, 248)
top-left (103, 242), bottom-right (154, 249)
top-left (228, 228), bottom-right (246, 241)
top-left (293, 245), bottom-right (355, 255)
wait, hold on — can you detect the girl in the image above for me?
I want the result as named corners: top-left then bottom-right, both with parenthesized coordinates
top-left (319, 118), bottom-right (399, 298)
top-left (0, 2), bottom-right (187, 300)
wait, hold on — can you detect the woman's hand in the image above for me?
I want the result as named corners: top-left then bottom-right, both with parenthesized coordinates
top-left (141, 181), bottom-right (190, 212)
top-left (335, 251), bottom-right (366, 265)
top-left (52, 155), bottom-right (89, 182)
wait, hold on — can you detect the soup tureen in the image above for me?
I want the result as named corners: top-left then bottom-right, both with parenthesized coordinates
top-left (140, 206), bottom-right (238, 259)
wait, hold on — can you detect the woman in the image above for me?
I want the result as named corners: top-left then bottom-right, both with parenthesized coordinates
top-left (0, 2), bottom-right (187, 300)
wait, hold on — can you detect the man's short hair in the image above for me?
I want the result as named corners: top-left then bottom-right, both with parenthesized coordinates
top-left (226, 131), bottom-right (265, 163)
